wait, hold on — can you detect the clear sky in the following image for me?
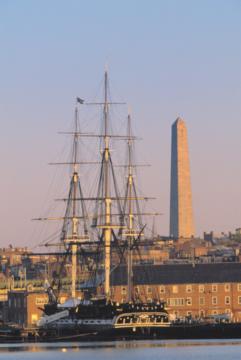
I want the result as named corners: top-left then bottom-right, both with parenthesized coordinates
top-left (0, 0), bottom-right (241, 247)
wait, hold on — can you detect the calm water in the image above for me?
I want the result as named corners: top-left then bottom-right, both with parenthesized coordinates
top-left (0, 340), bottom-right (241, 359)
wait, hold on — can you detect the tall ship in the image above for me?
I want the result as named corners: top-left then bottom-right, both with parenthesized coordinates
top-left (35, 72), bottom-right (241, 341)
top-left (36, 71), bottom-right (170, 341)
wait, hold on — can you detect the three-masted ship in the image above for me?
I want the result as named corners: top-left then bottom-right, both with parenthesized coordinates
top-left (36, 72), bottom-right (170, 341)
top-left (35, 72), bottom-right (241, 342)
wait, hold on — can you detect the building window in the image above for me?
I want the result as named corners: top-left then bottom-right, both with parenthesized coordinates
top-left (186, 285), bottom-right (192, 293)
top-left (36, 298), bottom-right (48, 306)
top-left (238, 296), bottom-right (241, 305)
top-left (212, 284), bottom-right (218, 292)
top-left (199, 285), bottom-right (205, 293)
top-left (224, 283), bottom-right (230, 292)
top-left (186, 297), bottom-right (192, 306)
top-left (167, 298), bottom-right (185, 306)
top-left (172, 285), bottom-right (178, 294)
top-left (121, 287), bottom-right (127, 295)
top-left (159, 285), bottom-right (165, 294)
top-left (199, 297), bottom-right (205, 306)
top-left (186, 311), bottom-right (192, 316)
top-left (212, 310), bottom-right (218, 315)
top-left (212, 296), bottom-right (218, 305)
top-left (199, 310), bottom-right (205, 317)
top-left (225, 296), bottom-right (230, 305)
top-left (31, 314), bottom-right (38, 324)
top-left (147, 287), bottom-right (152, 294)
top-left (238, 284), bottom-right (241, 292)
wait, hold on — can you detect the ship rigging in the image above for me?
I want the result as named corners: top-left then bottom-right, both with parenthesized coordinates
top-left (35, 72), bottom-right (169, 341)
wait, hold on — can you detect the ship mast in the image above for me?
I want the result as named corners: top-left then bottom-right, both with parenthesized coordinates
top-left (122, 114), bottom-right (161, 302)
top-left (34, 102), bottom-right (91, 300)
top-left (122, 114), bottom-right (144, 302)
top-left (70, 107), bottom-right (80, 298)
top-left (62, 104), bottom-right (89, 299)
top-left (103, 70), bottom-right (112, 298)
top-left (92, 70), bottom-right (125, 299)
top-left (126, 114), bottom-right (134, 302)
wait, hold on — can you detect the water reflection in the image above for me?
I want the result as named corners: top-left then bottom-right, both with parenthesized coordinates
top-left (0, 339), bottom-right (241, 353)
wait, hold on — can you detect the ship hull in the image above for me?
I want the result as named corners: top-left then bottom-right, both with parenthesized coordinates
top-left (0, 326), bottom-right (23, 343)
top-left (37, 322), bottom-right (241, 342)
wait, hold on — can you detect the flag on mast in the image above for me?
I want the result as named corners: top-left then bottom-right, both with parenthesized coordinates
top-left (76, 97), bottom-right (84, 104)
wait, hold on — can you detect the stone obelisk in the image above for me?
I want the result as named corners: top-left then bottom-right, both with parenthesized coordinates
top-left (169, 118), bottom-right (195, 239)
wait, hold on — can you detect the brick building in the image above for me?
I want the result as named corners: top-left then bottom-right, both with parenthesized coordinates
top-left (7, 262), bottom-right (241, 327)
top-left (7, 289), bottom-right (82, 327)
top-left (8, 290), bottom-right (49, 327)
top-left (111, 262), bottom-right (241, 321)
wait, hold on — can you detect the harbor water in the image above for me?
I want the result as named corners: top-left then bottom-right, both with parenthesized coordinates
top-left (0, 340), bottom-right (241, 359)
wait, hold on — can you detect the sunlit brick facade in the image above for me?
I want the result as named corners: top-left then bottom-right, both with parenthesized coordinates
top-left (111, 263), bottom-right (241, 321)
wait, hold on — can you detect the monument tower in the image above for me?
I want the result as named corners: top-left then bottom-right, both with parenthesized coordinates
top-left (169, 118), bottom-right (195, 239)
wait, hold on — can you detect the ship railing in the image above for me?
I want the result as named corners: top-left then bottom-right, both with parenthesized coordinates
top-left (114, 312), bottom-right (170, 328)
